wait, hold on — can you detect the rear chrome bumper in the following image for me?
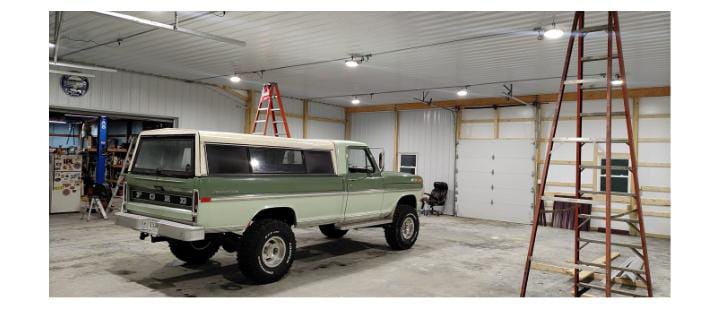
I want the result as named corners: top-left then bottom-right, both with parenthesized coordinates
top-left (115, 212), bottom-right (205, 241)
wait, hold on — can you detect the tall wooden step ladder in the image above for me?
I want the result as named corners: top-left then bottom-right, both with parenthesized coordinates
top-left (108, 136), bottom-right (137, 212)
top-left (251, 82), bottom-right (292, 137)
top-left (520, 11), bottom-right (653, 297)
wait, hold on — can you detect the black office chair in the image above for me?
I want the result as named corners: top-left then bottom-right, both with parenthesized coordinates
top-left (421, 182), bottom-right (448, 216)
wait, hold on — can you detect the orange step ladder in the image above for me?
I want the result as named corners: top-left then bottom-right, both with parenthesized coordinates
top-left (251, 82), bottom-right (292, 137)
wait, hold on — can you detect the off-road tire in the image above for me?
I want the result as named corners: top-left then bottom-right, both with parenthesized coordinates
top-left (237, 219), bottom-right (296, 284)
top-left (319, 224), bottom-right (348, 239)
top-left (168, 237), bottom-right (221, 265)
top-left (384, 204), bottom-right (420, 250)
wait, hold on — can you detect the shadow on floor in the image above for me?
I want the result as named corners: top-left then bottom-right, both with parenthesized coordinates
top-left (108, 238), bottom-right (411, 296)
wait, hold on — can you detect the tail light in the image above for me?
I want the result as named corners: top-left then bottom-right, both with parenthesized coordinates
top-left (192, 189), bottom-right (199, 223)
top-left (122, 182), bottom-right (128, 213)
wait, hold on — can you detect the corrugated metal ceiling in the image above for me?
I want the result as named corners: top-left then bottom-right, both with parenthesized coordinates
top-left (49, 11), bottom-right (670, 106)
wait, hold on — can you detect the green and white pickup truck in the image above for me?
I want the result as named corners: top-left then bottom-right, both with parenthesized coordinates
top-left (115, 129), bottom-right (423, 283)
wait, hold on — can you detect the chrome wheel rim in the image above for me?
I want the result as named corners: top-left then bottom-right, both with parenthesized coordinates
top-left (401, 216), bottom-right (415, 240)
top-left (261, 236), bottom-right (287, 268)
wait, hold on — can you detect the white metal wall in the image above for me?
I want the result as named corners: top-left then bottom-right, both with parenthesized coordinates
top-left (398, 109), bottom-right (456, 214)
top-left (351, 112), bottom-right (396, 166)
top-left (49, 71), bottom-right (245, 132)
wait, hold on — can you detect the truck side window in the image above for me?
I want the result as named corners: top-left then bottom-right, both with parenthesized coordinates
top-left (347, 148), bottom-right (375, 174)
top-left (206, 144), bottom-right (250, 175)
top-left (249, 147), bottom-right (306, 174)
top-left (305, 151), bottom-right (334, 174)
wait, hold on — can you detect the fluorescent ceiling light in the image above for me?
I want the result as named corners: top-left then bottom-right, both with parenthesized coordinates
top-left (229, 75), bottom-right (241, 83)
top-left (345, 59), bottom-right (359, 68)
top-left (457, 88), bottom-right (468, 97)
top-left (50, 61), bottom-right (117, 73)
top-left (351, 97), bottom-right (360, 105)
top-left (49, 70), bottom-right (95, 78)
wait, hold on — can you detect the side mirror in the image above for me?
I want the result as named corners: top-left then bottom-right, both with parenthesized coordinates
top-left (378, 152), bottom-right (385, 172)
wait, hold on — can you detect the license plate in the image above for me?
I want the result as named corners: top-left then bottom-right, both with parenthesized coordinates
top-left (140, 219), bottom-right (159, 235)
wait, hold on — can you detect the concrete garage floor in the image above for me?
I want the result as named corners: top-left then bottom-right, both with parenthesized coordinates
top-left (50, 213), bottom-right (670, 297)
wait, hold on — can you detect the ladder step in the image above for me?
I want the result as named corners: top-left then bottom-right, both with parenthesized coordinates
top-left (564, 78), bottom-right (607, 85)
top-left (580, 190), bottom-right (635, 197)
top-left (580, 165), bottom-right (631, 171)
top-left (552, 137), bottom-right (628, 144)
top-left (541, 196), bottom-right (605, 205)
top-left (581, 85), bottom-right (623, 91)
top-left (257, 108), bottom-right (282, 111)
top-left (579, 112), bottom-right (625, 118)
top-left (254, 120), bottom-right (266, 123)
top-left (581, 54), bottom-right (618, 62)
top-left (577, 282), bottom-right (647, 297)
top-left (578, 214), bottom-right (639, 224)
top-left (273, 121), bottom-right (285, 124)
top-left (578, 259), bottom-right (646, 274)
top-left (578, 238), bottom-right (644, 250)
top-left (580, 24), bottom-right (610, 33)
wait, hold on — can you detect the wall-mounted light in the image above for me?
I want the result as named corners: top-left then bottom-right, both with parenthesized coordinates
top-left (351, 97), bottom-right (360, 105)
top-left (457, 86), bottom-right (469, 97)
top-left (229, 75), bottom-right (241, 83)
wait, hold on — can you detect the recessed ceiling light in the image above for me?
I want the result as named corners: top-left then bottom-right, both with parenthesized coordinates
top-left (345, 59), bottom-right (359, 68)
top-left (229, 75), bottom-right (241, 83)
top-left (351, 97), bottom-right (360, 105)
top-left (457, 87), bottom-right (468, 97)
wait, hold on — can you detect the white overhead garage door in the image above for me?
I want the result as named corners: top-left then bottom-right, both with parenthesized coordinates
top-left (456, 140), bottom-right (535, 224)
top-left (456, 106), bottom-right (536, 224)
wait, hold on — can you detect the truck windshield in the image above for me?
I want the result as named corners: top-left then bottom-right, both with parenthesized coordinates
top-left (132, 135), bottom-right (195, 178)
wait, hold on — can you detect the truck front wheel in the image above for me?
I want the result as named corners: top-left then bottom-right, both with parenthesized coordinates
top-left (237, 219), bottom-right (296, 284)
top-left (168, 237), bottom-right (221, 265)
top-left (384, 204), bottom-right (419, 250)
top-left (319, 224), bottom-right (348, 239)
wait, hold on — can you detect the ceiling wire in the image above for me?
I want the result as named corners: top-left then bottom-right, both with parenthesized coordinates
top-left (307, 72), bottom-right (607, 100)
top-left (194, 28), bottom-right (531, 81)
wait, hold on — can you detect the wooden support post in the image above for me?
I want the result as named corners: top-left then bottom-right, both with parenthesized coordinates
top-left (455, 107), bottom-right (463, 141)
top-left (344, 108), bottom-right (352, 140)
top-left (493, 107), bottom-right (500, 139)
top-left (302, 100), bottom-right (309, 138)
top-left (393, 106), bottom-right (400, 171)
top-left (244, 90), bottom-right (254, 134)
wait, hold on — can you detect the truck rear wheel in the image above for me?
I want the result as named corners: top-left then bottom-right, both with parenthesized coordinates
top-left (237, 219), bottom-right (296, 284)
top-left (168, 237), bottom-right (221, 265)
top-left (319, 224), bottom-right (348, 239)
top-left (384, 204), bottom-right (419, 250)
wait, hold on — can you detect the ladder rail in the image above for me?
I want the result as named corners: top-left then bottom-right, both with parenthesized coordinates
top-left (572, 11), bottom-right (585, 298)
top-left (520, 11), bottom-right (581, 297)
top-left (611, 11), bottom-right (653, 297)
top-left (603, 12), bottom-right (614, 297)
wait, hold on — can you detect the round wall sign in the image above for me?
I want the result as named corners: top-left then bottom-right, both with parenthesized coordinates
top-left (60, 74), bottom-right (90, 97)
